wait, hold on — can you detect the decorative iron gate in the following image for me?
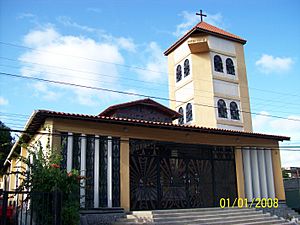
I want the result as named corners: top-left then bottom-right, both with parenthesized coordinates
top-left (130, 139), bottom-right (237, 210)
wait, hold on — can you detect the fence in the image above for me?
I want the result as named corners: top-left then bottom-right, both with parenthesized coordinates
top-left (0, 190), bottom-right (62, 225)
top-left (284, 178), bottom-right (300, 210)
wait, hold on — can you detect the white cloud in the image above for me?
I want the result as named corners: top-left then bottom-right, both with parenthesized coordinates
top-left (0, 96), bottom-right (9, 105)
top-left (24, 25), bottom-right (60, 47)
top-left (17, 13), bottom-right (36, 20)
top-left (255, 54), bottom-right (294, 74)
top-left (173, 11), bottom-right (223, 37)
top-left (57, 16), bottom-right (99, 33)
top-left (252, 111), bottom-right (300, 167)
top-left (252, 111), bottom-right (271, 131)
top-left (86, 8), bottom-right (102, 14)
top-left (20, 26), bottom-right (126, 106)
top-left (135, 42), bottom-right (167, 82)
top-left (115, 37), bottom-right (136, 52)
top-left (17, 13), bottom-right (39, 25)
top-left (57, 17), bottom-right (136, 52)
top-left (32, 82), bottom-right (61, 101)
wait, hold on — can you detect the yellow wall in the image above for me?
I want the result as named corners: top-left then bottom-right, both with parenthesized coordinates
top-left (235, 147), bottom-right (245, 199)
top-left (234, 43), bottom-right (253, 132)
top-left (52, 119), bottom-right (279, 147)
top-left (167, 35), bottom-right (253, 132)
top-left (167, 51), bottom-right (176, 111)
top-left (7, 117), bottom-right (285, 208)
top-left (167, 35), bottom-right (216, 128)
top-left (0, 175), bottom-right (3, 190)
top-left (9, 158), bottom-right (16, 191)
top-left (120, 138), bottom-right (130, 211)
top-left (51, 118), bottom-right (284, 207)
top-left (192, 52), bottom-right (216, 127)
top-left (28, 119), bottom-right (53, 152)
top-left (4, 120), bottom-right (54, 192)
top-left (271, 143), bottom-right (286, 200)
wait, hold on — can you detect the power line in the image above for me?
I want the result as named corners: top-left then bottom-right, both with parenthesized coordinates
top-left (0, 56), bottom-right (162, 85)
top-left (0, 112), bottom-right (30, 117)
top-left (0, 41), bottom-right (163, 74)
top-left (2, 63), bottom-right (300, 110)
top-left (0, 118), bottom-right (28, 123)
top-left (1, 71), bottom-right (300, 123)
top-left (2, 57), bottom-right (300, 112)
top-left (1, 44), bottom-right (300, 99)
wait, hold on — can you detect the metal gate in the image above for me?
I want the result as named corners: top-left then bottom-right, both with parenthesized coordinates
top-left (0, 190), bottom-right (62, 225)
top-left (129, 139), bottom-right (237, 210)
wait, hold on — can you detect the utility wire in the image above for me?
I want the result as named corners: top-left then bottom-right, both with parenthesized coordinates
top-left (1, 71), bottom-right (300, 123)
top-left (1, 51), bottom-right (300, 99)
top-left (2, 63), bottom-right (300, 110)
top-left (0, 112), bottom-right (30, 117)
top-left (1, 40), bottom-right (300, 98)
top-left (2, 57), bottom-right (300, 113)
top-left (0, 41), bottom-right (163, 74)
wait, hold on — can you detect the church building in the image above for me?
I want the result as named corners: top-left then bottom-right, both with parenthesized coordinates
top-left (4, 16), bottom-right (289, 212)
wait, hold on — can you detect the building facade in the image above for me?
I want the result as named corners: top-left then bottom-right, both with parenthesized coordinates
top-left (3, 20), bottom-right (289, 212)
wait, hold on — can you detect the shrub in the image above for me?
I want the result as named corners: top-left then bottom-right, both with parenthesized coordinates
top-left (18, 143), bottom-right (81, 225)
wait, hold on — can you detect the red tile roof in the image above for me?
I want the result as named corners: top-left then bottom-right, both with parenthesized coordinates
top-left (99, 98), bottom-right (181, 119)
top-left (21, 109), bottom-right (289, 142)
top-left (164, 21), bottom-right (247, 55)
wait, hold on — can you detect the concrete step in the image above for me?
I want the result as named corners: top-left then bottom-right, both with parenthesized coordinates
top-left (119, 211), bottom-right (265, 223)
top-left (158, 215), bottom-right (269, 224)
top-left (152, 208), bottom-right (259, 218)
top-left (233, 219), bottom-right (294, 225)
top-left (113, 217), bottom-right (291, 225)
top-left (113, 208), bottom-right (295, 225)
top-left (151, 206), bottom-right (255, 214)
top-left (153, 211), bottom-right (265, 222)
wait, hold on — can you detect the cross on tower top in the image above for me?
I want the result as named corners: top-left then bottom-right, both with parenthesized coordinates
top-left (196, 10), bottom-right (207, 22)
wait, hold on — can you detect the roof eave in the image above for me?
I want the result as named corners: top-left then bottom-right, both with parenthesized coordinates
top-left (5, 110), bottom-right (290, 162)
top-left (41, 111), bottom-right (290, 141)
top-left (164, 28), bottom-right (246, 56)
top-left (4, 110), bottom-right (38, 167)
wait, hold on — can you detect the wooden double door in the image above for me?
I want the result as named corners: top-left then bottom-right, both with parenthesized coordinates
top-left (130, 139), bottom-right (237, 210)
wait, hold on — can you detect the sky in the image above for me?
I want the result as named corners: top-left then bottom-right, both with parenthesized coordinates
top-left (0, 0), bottom-right (299, 167)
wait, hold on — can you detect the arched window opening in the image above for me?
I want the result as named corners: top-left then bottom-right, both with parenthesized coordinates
top-left (178, 107), bottom-right (184, 125)
top-left (214, 55), bottom-right (223, 73)
top-left (226, 58), bottom-right (235, 75)
top-left (184, 59), bottom-right (190, 77)
top-left (186, 103), bottom-right (193, 122)
top-left (217, 99), bottom-right (227, 118)
top-left (176, 65), bottom-right (182, 82)
top-left (230, 101), bottom-right (240, 120)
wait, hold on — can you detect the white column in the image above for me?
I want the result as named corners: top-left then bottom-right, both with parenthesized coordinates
top-left (242, 147), bottom-right (253, 200)
top-left (250, 147), bottom-right (261, 199)
top-left (67, 132), bottom-right (73, 172)
top-left (107, 136), bottom-right (113, 208)
top-left (265, 148), bottom-right (275, 198)
top-left (94, 135), bottom-right (100, 208)
top-left (80, 134), bottom-right (86, 208)
top-left (257, 148), bottom-right (268, 198)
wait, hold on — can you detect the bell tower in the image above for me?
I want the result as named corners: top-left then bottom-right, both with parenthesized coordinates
top-left (164, 15), bottom-right (253, 132)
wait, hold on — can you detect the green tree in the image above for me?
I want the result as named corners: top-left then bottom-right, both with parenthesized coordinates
top-left (0, 121), bottom-right (13, 175)
top-left (282, 169), bottom-right (290, 178)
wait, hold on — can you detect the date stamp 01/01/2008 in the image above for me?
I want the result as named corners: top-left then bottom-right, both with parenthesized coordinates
top-left (219, 198), bottom-right (279, 209)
